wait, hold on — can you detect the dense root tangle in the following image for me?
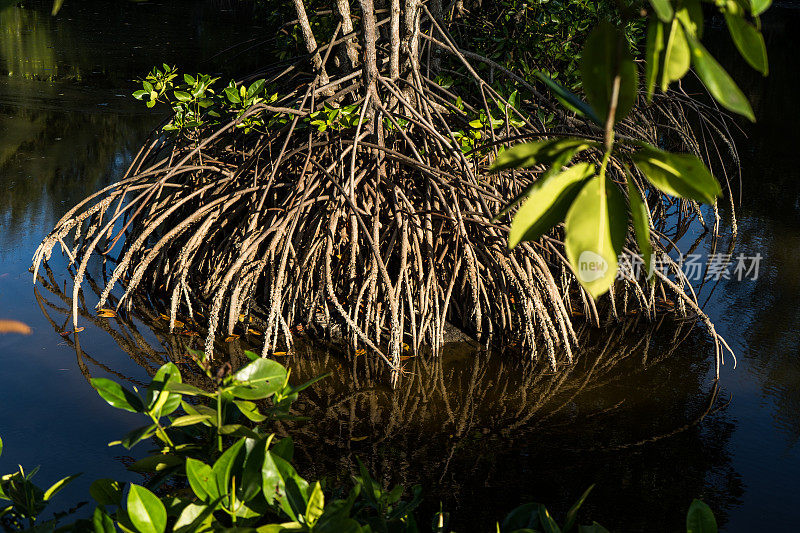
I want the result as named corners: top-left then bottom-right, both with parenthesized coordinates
top-left (33, 0), bottom-right (735, 385)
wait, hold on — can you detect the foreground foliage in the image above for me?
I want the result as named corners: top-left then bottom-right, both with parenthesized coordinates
top-left (1, 355), bottom-right (719, 532)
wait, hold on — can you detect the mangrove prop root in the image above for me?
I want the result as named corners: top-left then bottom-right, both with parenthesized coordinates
top-left (32, 5), bottom-right (736, 385)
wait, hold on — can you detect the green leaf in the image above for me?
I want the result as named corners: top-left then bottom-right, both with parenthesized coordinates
top-left (563, 484), bottom-right (595, 532)
top-left (92, 506), bottom-right (116, 533)
top-left (686, 499), bottom-right (717, 533)
top-left (626, 174), bottom-right (654, 279)
top-left (128, 454), bottom-right (183, 474)
top-left (725, 13), bottom-right (768, 75)
top-left (120, 424), bottom-right (157, 449)
top-left (43, 474), bottom-right (80, 501)
top-left (685, 33), bottom-right (755, 121)
top-left (578, 523), bottom-right (611, 533)
top-left (644, 19), bottom-right (664, 103)
top-left (0, 436), bottom-right (3, 457)
top-left (750, 0), bottom-right (771, 16)
top-left (564, 175), bottom-right (627, 299)
top-left (132, 90), bottom-right (148, 100)
top-left (174, 502), bottom-right (215, 533)
top-left (184, 74), bottom-right (196, 85)
top-left (580, 22), bottom-right (638, 124)
top-left (146, 363), bottom-right (182, 418)
top-left (284, 477), bottom-right (309, 522)
top-left (660, 20), bottom-right (691, 92)
top-left (262, 451), bottom-right (309, 515)
top-left (230, 359), bottom-right (287, 400)
top-left (163, 382), bottom-right (208, 397)
top-left (508, 163), bottom-right (596, 249)
top-left (127, 484), bottom-right (167, 533)
top-left (305, 482), bottom-right (324, 526)
top-left (533, 71), bottom-right (601, 124)
top-left (489, 138), bottom-right (597, 173)
top-left (271, 437), bottom-right (294, 462)
top-left (225, 87), bottom-right (241, 104)
top-left (186, 459), bottom-right (219, 502)
top-left (90, 479), bottom-right (123, 507)
top-left (500, 503), bottom-right (541, 532)
top-left (91, 378), bottom-right (144, 413)
top-left (247, 79), bottom-right (266, 98)
top-left (540, 506), bottom-right (561, 533)
top-left (212, 438), bottom-right (247, 496)
top-left (174, 91), bottom-right (193, 102)
top-left (240, 436), bottom-right (273, 502)
top-left (676, 0), bottom-right (703, 38)
top-left (631, 142), bottom-right (722, 204)
top-left (648, 0), bottom-right (673, 22)
top-left (170, 414), bottom-right (212, 427)
top-left (234, 400), bottom-right (267, 423)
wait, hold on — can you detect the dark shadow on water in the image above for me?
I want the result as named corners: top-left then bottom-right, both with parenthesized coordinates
top-left (31, 268), bottom-right (741, 531)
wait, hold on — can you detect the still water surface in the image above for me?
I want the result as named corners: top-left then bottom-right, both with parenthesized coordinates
top-left (0, 2), bottom-right (799, 531)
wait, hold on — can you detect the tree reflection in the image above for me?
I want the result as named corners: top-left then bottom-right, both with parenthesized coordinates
top-left (31, 265), bottom-right (741, 531)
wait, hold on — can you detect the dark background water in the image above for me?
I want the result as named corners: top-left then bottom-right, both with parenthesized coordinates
top-left (0, 1), bottom-right (799, 531)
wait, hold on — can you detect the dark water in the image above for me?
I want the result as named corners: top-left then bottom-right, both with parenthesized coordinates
top-left (1, 2), bottom-right (799, 531)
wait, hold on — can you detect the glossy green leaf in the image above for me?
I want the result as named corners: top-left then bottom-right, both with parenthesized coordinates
top-left (284, 477), bottom-right (309, 522)
top-left (127, 484), bottom-right (167, 533)
top-left (230, 359), bottom-right (287, 400)
top-left (91, 378), bottom-right (144, 413)
top-left (271, 437), bottom-right (294, 462)
top-left (212, 438), bottom-right (247, 496)
top-left (247, 79), bottom-right (266, 98)
top-left (685, 33), bottom-right (755, 121)
top-left (661, 20), bottom-right (691, 91)
top-left (676, 0), bottom-right (703, 38)
top-left (626, 174), bottom-right (654, 279)
top-left (186, 458), bottom-right (219, 501)
top-left (489, 138), bottom-right (596, 173)
top-left (234, 400), bottom-right (268, 423)
top-left (174, 502), bottom-right (216, 533)
top-left (170, 414), bottom-right (212, 427)
top-left (43, 474), bottom-right (80, 501)
top-left (500, 502), bottom-right (541, 532)
top-left (644, 19), bottom-right (664, 102)
top-left (120, 424), bottom-right (157, 449)
top-left (305, 482), bottom-right (324, 526)
top-left (508, 163), bottom-right (595, 249)
top-left (240, 436), bottom-right (273, 502)
top-left (750, 0), bottom-right (771, 16)
top-left (174, 91), bottom-right (192, 102)
top-left (146, 363), bottom-right (182, 418)
top-left (540, 506), bottom-right (561, 533)
top-left (648, 0), bottom-right (673, 22)
top-left (725, 13), bottom-right (768, 75)
top-left (128, 454), bottom-right (183, 474)
top-left (563, 484), bottom-right (595, 532)
top-left (533, 71), bottom-right (601, 124)
top-left (580, 22), bottom-right (638, 124)
top-left (90, 479), bottom-right (123, 507)
top-left (686, 499), bottom-right (718, 533)
top-left (564, 175), bottom-right (628, 299)
top-left (92, 506), bottom-right (116, 533)
top-left (163, 382), bottom-right (207, 397)
top-left (0, 436), bottom-right (3, 458)
top-left (632, 143), bottom-right (722, 204)
top-left (262, 451), bottom-right (309, 515)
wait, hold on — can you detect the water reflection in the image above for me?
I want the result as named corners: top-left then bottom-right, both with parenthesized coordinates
top-left (30, 264), bottom-right (739, 530)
